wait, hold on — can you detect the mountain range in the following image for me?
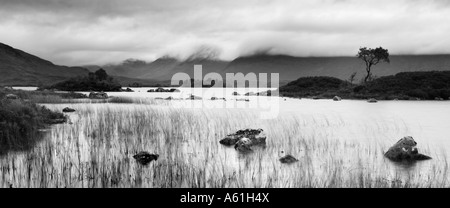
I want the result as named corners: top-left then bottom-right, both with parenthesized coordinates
top-left (86, 54), bottom-right (450, 86)
top-left (1, 42), bottom-right (450, 87)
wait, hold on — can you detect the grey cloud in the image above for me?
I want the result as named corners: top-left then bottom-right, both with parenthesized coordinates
top-left (0, 0), bottom-right (449, 65)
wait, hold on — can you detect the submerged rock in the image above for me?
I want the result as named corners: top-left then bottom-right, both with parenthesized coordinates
top-left (384, 136), bottom-right (432, 162)
top-left (133, 151), bottom-right (159, 165)
top-left (62, 107), bottom-right (76, 113)
top-left (89, 92), bottom-right (108, 99)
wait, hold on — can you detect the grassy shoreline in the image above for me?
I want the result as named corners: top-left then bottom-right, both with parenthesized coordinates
top-left (0, 89), bottom-right (73, 155)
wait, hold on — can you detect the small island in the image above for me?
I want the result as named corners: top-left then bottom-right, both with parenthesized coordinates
top-left (42, 68), bottom-right (122, 92)
top-left (279, 71), bottom-right (450, 101)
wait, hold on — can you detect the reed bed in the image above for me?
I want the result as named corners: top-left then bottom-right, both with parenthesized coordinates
top-left (0, 103), bottom-right (448, 188)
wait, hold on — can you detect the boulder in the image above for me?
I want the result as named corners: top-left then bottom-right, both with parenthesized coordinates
top-left (384, 136), bottom-right (432, 162)
top-left (5, 94), bottom-right (19, 100)
top-left (89, 92), bottom-right (108, 99)
top-left (62, 107), bottom-right (76, 113)
top-left (133, 151), bottom-right (159, 165)
top-left (333, 96), bottom-right (342, 101)
top-left (220, 129), bottom-right (267, 147)
top-left (367, 98), bottom-right (378, 103)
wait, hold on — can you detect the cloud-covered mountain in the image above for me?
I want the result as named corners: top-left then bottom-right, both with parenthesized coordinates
top-left (92, 54), bottom-right (450, 85)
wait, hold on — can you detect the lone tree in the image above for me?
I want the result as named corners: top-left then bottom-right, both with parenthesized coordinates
top-left (357, 47), bottom-right (390, 83)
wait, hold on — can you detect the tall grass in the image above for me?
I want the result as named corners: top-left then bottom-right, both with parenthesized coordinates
top-left (0, 103), bottom-right (448, 188)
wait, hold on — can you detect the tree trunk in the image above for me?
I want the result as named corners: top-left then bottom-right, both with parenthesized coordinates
top-left (364, 72), bottom-right (371, 83)
top-left (364, 64), bottom-right (372, 83)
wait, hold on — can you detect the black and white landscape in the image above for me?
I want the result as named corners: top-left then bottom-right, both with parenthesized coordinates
top-left (1, 0), bottom-right (450, 188)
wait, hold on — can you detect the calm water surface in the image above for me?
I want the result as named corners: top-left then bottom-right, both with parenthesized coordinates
top-left (3, 86), bottom-right (449, 187)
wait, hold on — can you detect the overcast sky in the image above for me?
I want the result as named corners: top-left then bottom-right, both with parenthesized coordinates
top-left (1, 0), bottom-right (450, 66)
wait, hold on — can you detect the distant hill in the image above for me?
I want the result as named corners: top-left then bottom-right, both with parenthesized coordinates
top-left (0, 42), bottom-right (89, 86)
top-left (92, 54), bottom-right (450, 85)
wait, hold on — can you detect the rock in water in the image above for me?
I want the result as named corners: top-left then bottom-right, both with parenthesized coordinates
top-left (62, 107), bottom-right (76, 113)
top-left (333, 96), bottom-right (342, 101)
top-left (279, 150), bottom-right (299, 164)
top-left (384, 136), bottom-right (432, 162)
top-left (279, 155), bottom-right (299, 164)
top-left (89, 92), bottom-right (108, 99)
top-left (220, 129), bottom-right (266, 146)
top-left (133, 152), bottom-right (159, 165)
top-left (367, 98), bottom-right (378, 103)
top-left (188, 95), bottom-right (202, 100)
top-left (123, 88), bottom-right (134, 92)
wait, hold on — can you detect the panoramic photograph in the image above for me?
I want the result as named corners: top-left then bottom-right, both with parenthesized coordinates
top-left (1, 0), bottom-right (450, 190)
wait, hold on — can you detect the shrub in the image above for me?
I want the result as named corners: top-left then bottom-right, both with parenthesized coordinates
top-left (0, 98), bottom-right (66, 155)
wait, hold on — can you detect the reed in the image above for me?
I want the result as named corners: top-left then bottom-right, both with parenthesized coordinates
top-left (0, 103), bottom-right (448, 188)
